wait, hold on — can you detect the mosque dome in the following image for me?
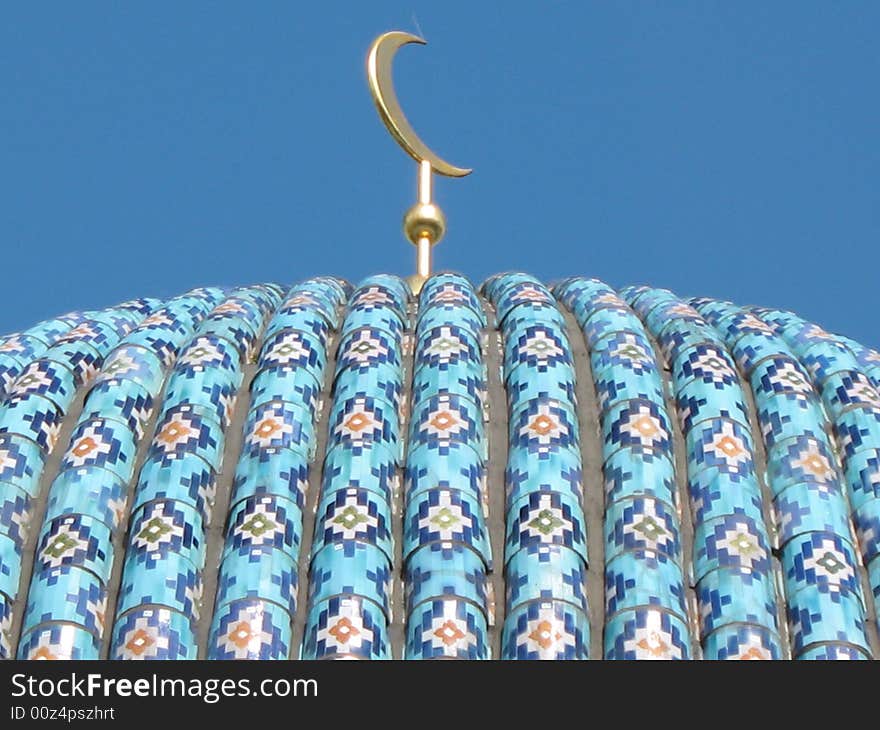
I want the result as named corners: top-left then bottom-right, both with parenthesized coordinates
top-left (0, 271), bottom-right (877, 660)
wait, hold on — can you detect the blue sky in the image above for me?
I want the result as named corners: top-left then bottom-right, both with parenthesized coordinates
top-left (1, 3), bottom-right (878, 345)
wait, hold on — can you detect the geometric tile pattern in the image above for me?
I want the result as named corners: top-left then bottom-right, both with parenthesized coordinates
top-left (5, 273), bottom-right (880, 661)
top-left (747, 306), bottom-right (880, 653)
top-left (301, 275), bottom-right (404, 659)
top-left (629, 287), bottom-right (783, 659)
top-left (208, 278), bottom-right (346, 660)
top-left (554, 277), bottom-right (690, 659)
top-left (404, 274), bottom-right (491, 659)
top-left (696, 299), bottom-right (873, 658)
top-left (489, 273), bottom-right (588, 660)
top-left (106, 285), bottom-right (280, 660)
top-left (0, 299), bottom-right (159, 659)
top-left (13, 288), bottom-right (218, 660)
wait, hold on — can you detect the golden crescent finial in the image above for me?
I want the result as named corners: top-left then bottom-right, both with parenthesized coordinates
top-left (367, 31), bottom-right (472, 177)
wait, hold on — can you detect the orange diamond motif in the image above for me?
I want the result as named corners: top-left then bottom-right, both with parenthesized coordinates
top-left (738, 647), bottom-right (767, 660)
top-left (529, 620), bottom-right (561, 649)
top-left (716, 435), bottom-right (743, 458)
top-left (513, 287), bottom-right (544, 302)
top-left (429, 411), bottom-right (457, 431)
top-left (633, 415), bottom-right (658, 437)
top-left (32, 646), bottom-right (58, 660)
top-left (358, 291), bottom-right (387, 304)
top-left (529, 414), bottom-right (557, 436)
top-left (636, 631), bottom-right (669, 657)
top-left (329, 617), bottom-right (359, 644)
top-left (125, 628), bottom-right (155, 656)
top-left (158, 421), bottom-right (190, 444)
top-left (254, 418), bottom-right (280, 439)
top-left (71, 436), bottom-right (97, 458)
top-left (434, 290), bottom-right (465, 303)
top-left (434, 620), bottom-right (465, 646)
top-left (344, 413), bottom-right (372, 432)
top-left (802, 453), bottom-right (828, 475)
top-left (229, 621), bottom-right (254, 649)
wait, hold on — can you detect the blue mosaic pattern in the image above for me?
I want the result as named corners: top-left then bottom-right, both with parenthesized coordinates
top-left (5, 272), bottom-right (880, 661)
top-left (695, 299), bottom-right (873, 659)
top-left (489, 274), bottom-right (588, 660)
top-left (407, 598), bottom-right (489, 659)
top-left (628, 288), bottom-right (783, 657)
top-left (105, 286), bottom-right (276, 660)
top-left (302, 594), bottom-right (389, 660)
top-left (554, 278), bottom-right (690, 659)
top-left (0, 298), bottom-right (160, 659)
top-left (208, 599), bottom-right (292, 660)
top-left (209, 281), bottom-right (346, 661)
top-left (302, 275), bottom-right (402, 659)
top-left (399, 275), bottom-right (491, 659)
top-left (745, 307), bottom-right (880, 649)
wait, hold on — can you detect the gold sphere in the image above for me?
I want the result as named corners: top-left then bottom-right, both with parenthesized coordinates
top-left (403, 203), bottom-right (446, 246)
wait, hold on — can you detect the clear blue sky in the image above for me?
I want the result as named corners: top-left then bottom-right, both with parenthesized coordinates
top-left (2, 3), bottom-right (878, 346)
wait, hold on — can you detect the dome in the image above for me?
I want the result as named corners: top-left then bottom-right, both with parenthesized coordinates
top-left (1, 271), bottom-right (878, 660)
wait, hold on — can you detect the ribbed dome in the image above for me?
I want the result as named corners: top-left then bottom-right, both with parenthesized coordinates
top-left (1, 272), bottom-right (878, 660)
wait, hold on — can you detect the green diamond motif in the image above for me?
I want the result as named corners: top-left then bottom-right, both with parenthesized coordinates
top-left (731, 532), bottom-right (759, 555)
top-left (634, 516), bottom-right (666, 541)
top-left (528, 509), bottom-right (564, 535)
top-left (430, 506), bottom-right (461, 529)
top-left (333, 505), bottom-right (368, 531)
top-left (43, 532), bottom-right (78, 559)
top-left (816, 551), bottom-right (845, 574)
top-left (617, 344), bottom-right (646, 360)
top-left (240, 513), bottom-right (275, 538)
top-left (138, 517), bottom-right (172, 543)
top-left (277, 344), bottom-right (294, 354)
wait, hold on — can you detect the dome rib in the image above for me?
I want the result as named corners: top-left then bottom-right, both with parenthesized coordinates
top-left (556, 278), bottom-right (694, 659)
top-left (486, 274), bottom-right (591, 658)
top-left (632, 288), bottom-right (785, 660)
top-left (3, 297), bottom-right (166, 659)
top-left (205, 279), bottom-right (347, 660)
top-left (403, 274), bottom-right (491, 659)
top-left (300, 275), bottom-right (408, 660)
top-left (752, 307), bottom-right (880, 657)
top-left (695, 300), bottom-right (875, 659)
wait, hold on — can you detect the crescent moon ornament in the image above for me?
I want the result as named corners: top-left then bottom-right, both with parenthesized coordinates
top-left (367, 31), bottom-right (472, 177)
top-left (366, 30), bottom-right (471, 294)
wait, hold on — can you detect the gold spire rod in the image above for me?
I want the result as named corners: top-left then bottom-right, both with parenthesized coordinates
top-left (366, 31), bottom-right (472, 293)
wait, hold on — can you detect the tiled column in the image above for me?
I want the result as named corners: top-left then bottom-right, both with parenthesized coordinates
top-left (554, 278), bottom-right (692, 659)
top-left (300, 275), bottom-right (409, 660)
top-left (0, 299), bottom-right (156, 659)
top-left (751, 307), bottom-right (880, 651)
top-left (403, 274), bottom-right (491, 659)
top-left (486, 274), bottom-right (590, 660)
top-left (205, 278), bottom-right (349, 659)
top-left (695, 300), bottom-right (872, 659)
top-left (624, 286), bottom-right (785, 660)
top-left (108, 285), bottom-right (284, 659)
